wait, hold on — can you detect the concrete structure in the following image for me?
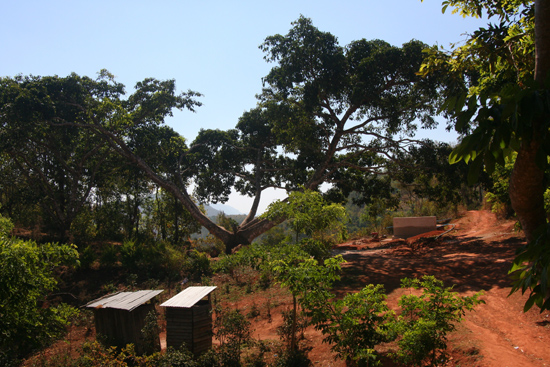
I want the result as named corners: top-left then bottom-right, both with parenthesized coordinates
top-left (161, 286), bottom-right (217, 356)
top-left (393, 216), bottom-right (437, 239)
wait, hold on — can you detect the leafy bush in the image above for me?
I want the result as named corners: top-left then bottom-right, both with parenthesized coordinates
top-left (193, 234), bottom-right (226, 257)
top-left (99, 243), bottom-right (118, 268)
top-left (0, 236), bottom-right (80, 363)
top-left (299, 238), bottom-right (332, 261)
top-left (212, 307), bottom-right (253, 366)
top-left (78, 245), bottom-right (97, 269)
top-left (119, 239), bottom-right (142, 270)
top-left (262, 189), bottom-right (347, 243)
top-left (314, 284), bottom-right (395, 367)
top-left (509, 224), bottom-right (550, 312)
top-left (0, 213), bottom-right (14, 237)
top-left (391, 276), bottom-right (484, 366)
top-left (271, 255), bottom-right (345, 352)
top-left (159, 346), bottom-right (198, 367)
top-left (270, 349), bottom-right (312, 367)
top-left (141, 310), bottom-right (161, 355)
top-left (276, 309), bottom-right (309, 350)
top-left (185, 249), bottom-right (212, 280)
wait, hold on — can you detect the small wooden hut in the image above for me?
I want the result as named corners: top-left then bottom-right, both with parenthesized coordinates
top-left (160, 286), bottom-right (217, 356)
top-left (85, 290), bottom-right (163, 354)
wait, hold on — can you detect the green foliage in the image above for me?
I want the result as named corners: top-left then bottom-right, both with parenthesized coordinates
top-left (276, 309), bottom-right (309, 350)
top-left (392, 141), bottom-right (489, 215)
top-left (99, 243), bottom-right (119, 268)
top-left (419, 0), bottom-right (549, 314)
top-left (97, 238), bottom-right (188, 279)
top-left (0, 212), bottom-right (14, 237)
top-left (358, 197), bottom-right (396, 236)
top-left (271, 256), bottom-right (345, 308)
top-left (298, 238), bottom-right (332, 261)
top-left (485, 153), bottom-right (550, 219)
top-left (141, 189), bottom-right (202, 245)
top-left (70, 206), bottom-right (97, 243)
top-left (140, 310), bottom-right (161, 355)
top-left (420, 1), bottom-right (540, 180)
top-left (193, 234), bottom-right (226, 257)
top-left (271, 255), bottom-right (345, 352)
top-left (263, 189), bottom-right (347, 244)
top-left (212, 307), bottom-right (253, 366)
top-left (119, 239), bottom-right (169, 274)
top-left (392, 276), bottom-right (484, 366)
top-left (0, 236), bottom-right (80, 362)
top-left (270, 349), bottom-right (312, 367)
top-left (485, 154), bottom-right (516, 218)
top-left (509, 224), bottom-right (550, 311)
top-left (64, 341), bottom-right (198, 367)
top-left (313, 284), bottom-right (395, 367)
top-left (271, 248), bottom-right (394, 366)
top-left (185, 249), bottom-right (212, 280)
top-left (78, 245), bottom-right (97, 269)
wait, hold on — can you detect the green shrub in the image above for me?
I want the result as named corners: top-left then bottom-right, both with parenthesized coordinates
top-left (141, 310), bottom-right (160, 355)
top-left (271, 349), bottom-right (312, 367)
top-left (212, 307), bottom-right (253, 366)
top-left (78, 245), bottom-right (97, 269)
top-left (299, 238), bottom-right (331, 261)
top-left (0, 213), bottom-right (14, 237)
top-left (0, 237), bottom-right (80, 363)
top-left (185, 249), bottom-right (212, 280)
top-left (99, 243), bottom-right (118, 268)
top-left (314, 284), bottom-right (395, 367)
top-left (119, 239), bottom-right (142, 270)
top-left (276, 309), bottom-right (308, 350)
top-left (392, 276), bottom-right (484, 366)
top-left (163, 244), bottom-right (187, 279)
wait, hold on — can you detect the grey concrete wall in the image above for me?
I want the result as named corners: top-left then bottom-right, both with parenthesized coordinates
top-left (393, 216), bottom-right (437, 239)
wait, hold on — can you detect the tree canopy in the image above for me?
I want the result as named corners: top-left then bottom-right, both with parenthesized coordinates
top-left (1, 18), bottom-right (446, 252)
top-left (420, 0), bottom-right (550, 310)
top-left (185, 17), bottom-right (446, 249)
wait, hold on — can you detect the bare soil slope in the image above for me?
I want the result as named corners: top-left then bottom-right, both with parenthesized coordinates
top-left (328, 210), bottom-right (550, 366)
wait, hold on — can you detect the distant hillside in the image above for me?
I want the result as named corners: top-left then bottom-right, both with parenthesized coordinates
top-left (192, 213), bottom-right (248, 240)
top-left (204, 203), bottom-right (243, 216)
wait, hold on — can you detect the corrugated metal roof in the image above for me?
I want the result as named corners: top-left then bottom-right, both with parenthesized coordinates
top-left (85, 290), bottom-right (164, 311)
top-left (160, 286), bottom-right (217, 308)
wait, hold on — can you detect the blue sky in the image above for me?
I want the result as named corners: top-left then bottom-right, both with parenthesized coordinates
top-left (1, 0), bottom-right (490, 213)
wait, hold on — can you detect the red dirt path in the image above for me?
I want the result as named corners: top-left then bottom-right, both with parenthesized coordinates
top-left (327, 210), bottom-right (550, 366)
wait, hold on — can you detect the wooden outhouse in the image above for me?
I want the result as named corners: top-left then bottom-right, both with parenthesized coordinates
top-left (85, 290), bottom-right (163, 354)
top-left (160, 286), bottom-right (217, 356)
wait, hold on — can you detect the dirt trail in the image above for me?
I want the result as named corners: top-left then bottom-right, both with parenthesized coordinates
top-left (329, 210), bottom-right (550, 366)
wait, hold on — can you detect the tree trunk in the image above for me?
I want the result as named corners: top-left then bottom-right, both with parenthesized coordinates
top-left (88, 123), bottom-right (288, 253)
top-left (509, 0), bottom-right (550, 243)
top-left (291, 295), bottom-right (297, 352)
top-left (509, 140), bottom-right (546, 242)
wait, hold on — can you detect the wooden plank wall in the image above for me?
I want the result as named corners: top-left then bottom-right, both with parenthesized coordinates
top-left (165, 301), bottom-right (212, 356)
top-left (93, 304), bottom-right (159, 354)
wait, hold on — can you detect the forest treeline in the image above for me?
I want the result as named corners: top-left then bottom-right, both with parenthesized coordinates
top-left (0, 17), bottom-right (493, 251)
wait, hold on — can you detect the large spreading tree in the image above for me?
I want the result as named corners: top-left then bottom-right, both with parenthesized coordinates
top-left (0, 18), bottom-right (444, 252)
top-left (186, 17), bottom-right (444, 250)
